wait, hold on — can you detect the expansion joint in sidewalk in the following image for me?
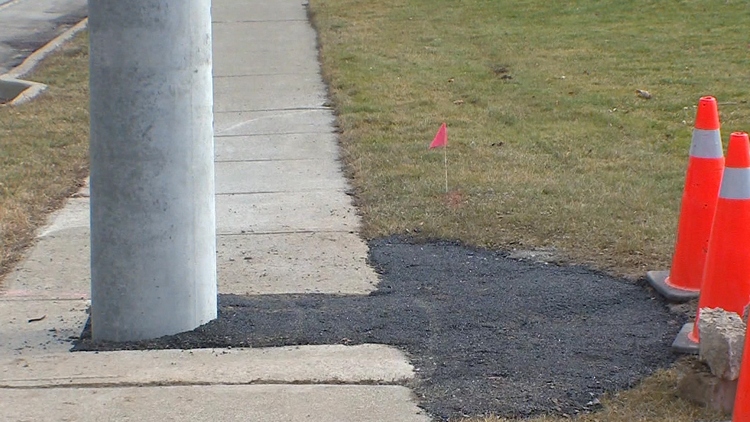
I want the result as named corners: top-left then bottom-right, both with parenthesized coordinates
top-left (212, 19), bottom-right (308, 24)
top-left (216, 188), bottom-right (347, 196)
top-left (214, 158), bottom-right (328, 163)
top-left (220, 229), bottom-right (356, 237)
top-left (214, 72), bottom-right (314, 78)
top-left (215, 130), bottom-right (333, 138)
top-left (218, 106), bottom-right (332, 113)
top-left (0, 297), bottom-right (87, 302)
top-left (0, 379), bottom-right (403, 390)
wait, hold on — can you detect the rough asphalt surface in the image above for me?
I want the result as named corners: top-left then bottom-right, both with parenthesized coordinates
top-left (75, 236), bottom-right (683, 420)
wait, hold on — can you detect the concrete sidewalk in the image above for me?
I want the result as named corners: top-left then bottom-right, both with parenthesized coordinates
top-left (0, 0), bottom-right (430, 420)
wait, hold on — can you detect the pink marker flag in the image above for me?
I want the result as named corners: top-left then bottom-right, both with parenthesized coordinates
top-left (429, 123), bottom-right (447, 149)
top-left (428, 123), bottom-right (449, 193)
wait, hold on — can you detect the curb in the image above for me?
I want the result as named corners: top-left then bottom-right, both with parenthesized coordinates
top-left (0, 0), bottom-right (22, 13)
top-left (0, 17), bottom-right (88, 106)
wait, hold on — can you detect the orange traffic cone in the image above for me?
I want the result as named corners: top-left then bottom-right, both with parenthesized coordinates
top-left (673, 132), bottom-right (750, 354)
top-left (734, 308), bottom-right (750, 420)
top-left (647, 96), bottom-right (724, 302)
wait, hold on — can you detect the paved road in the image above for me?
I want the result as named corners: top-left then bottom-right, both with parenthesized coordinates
top-left (0, 0), bottom-right (86, 75)
top-left (0, 0), bottom-right (430, 420)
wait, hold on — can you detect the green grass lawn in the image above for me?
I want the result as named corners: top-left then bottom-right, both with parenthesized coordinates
top-left (309, 0), bottom-right (750, 280)
top-left (307, 0), bottom-right (746, 420)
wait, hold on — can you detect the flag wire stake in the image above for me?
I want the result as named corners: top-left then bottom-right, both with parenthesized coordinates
top-left (443, 144), bottom-right (448, 194)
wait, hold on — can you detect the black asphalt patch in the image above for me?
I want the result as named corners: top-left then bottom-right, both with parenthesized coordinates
top-left (74, 236), bottom-right (683, 420)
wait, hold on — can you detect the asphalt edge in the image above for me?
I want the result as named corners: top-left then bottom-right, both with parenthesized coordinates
top-left (0, 17), bottom-right (88, 106)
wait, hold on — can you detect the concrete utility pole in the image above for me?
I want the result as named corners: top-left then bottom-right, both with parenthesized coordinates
top-left (88, 0), bottom-right (217, 341)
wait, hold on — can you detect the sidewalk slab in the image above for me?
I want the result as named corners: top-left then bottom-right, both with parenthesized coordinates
top-left (0, 384), bottom-right (431, 422)
top-left (214, 109), bottom-right (335, 137)
top-left (212, 1), bottom-right (308, 22)
top-left (213, 74), bottom-right (327, 112)
top-left (215, 159), bottom-right (347, 194)
top-left (0, 344), bottom-right (413, 387)
top-left (213, 21), bottom-right (318, 76)
top-left (217, 232), bottom-right (379, 295)
top-left (216, 191), bottom-right (358, 234)
top-left (215, 132), bottom-right (340, 162)
top-left (214, 48), bottom-right (319, 77)
top-left (0, 299), bottom-right (88, 356)
top-left (38, 197), bottom-right (89, 236)
top-left (3, 228), bottom-right (89, 299)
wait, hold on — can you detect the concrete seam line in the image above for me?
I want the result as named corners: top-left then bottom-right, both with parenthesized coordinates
top-left (0, 18), bottom-right (88, 106)
top-left (0, 379), bottom-right (411, 389)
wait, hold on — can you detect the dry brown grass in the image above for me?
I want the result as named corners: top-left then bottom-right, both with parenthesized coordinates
top-left (0, 33), bottom-right (89, 281)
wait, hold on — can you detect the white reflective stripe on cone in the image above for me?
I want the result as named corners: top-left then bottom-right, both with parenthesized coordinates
top-left (690, 129), bottom-right (723, 159)
top-left (720, 168), bottom-right (750, 199)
